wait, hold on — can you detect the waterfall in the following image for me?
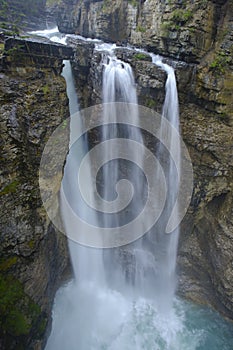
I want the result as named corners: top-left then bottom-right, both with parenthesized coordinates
top-left (35, 28), bottom-right (182, 348)
top-left (27, 25), bottom-right (233, 349)
top-left (44, 35), bottom-right (182, 348)
top-left (101, 51), bottom-right (143, 227)
top-left (149, 54), bottom-right (181, 313)
top-left (95, 47), bottom-right (181, 316)
top-left (98, 50), bottom-right (147, 296)
top-left (34, 27), bottom-right (233, 350)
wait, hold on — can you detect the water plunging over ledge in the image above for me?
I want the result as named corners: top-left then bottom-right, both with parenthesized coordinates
top-left (32, 28), bottom-right (233, 350)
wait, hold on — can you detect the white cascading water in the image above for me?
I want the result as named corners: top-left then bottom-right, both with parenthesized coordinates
top-left (101, 52), bottom-right (142, 231)
top-left (148, 54), bottom-right (181, 313)
top-left (47, 43), bottom-right (184, 348)
top-left (98, 50), bottom-right (148, 299)
top-left (97, 47), bottom-right (181, 318)
top-left (36, 30), bottom-right (185, 349)
top-left (32, 28), bottom-right (233, 350)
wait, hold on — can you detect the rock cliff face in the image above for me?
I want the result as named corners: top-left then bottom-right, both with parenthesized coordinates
top-left (0, 0), bottom-right (48, 31)
top-left (62, 0), bottom-right (233, 319)
top-left (56, 0), bottom-right (129, 41)
top-left (0, 37), bottom-right (72, 349)
top-left (55, 0), bottom-right (228, 62)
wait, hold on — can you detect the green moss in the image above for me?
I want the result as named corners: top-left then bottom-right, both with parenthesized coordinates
top-left (161, 21), bottom-right (181, 35)
top-left (0, 273), bottom-right (45, 339)
top-left (0, 274), bottom-right (29, 336)
top-left (42, 84), bottom-right (50, 95)
top-left (0, 21), bottom-right (7, 28)
top-left (128, 0), bottom-right (138, 7)
top-left (46, 0), bottom-right (62, 6)
top-left (0, 42), bottom-right (4, 56)
top-left (4, 44), bottom-right (25, 62)
top-left (61, 119), bottom-right (68, 129)
top-left (0, 180), bottom-right (19, 196)
top-left (161, 21), bottom-right (172, 34)
top-left (102, 0), bottom-right (111, 11)
top-left (136, 25), bottom-right (146, 33)
top-left (145, 98), bottom-right (157, 109)
top-left (134, 52), bottom-right (149, 61)
top-left (37, 317), bottom-right (47, 337)
top-left (174, 24), bottom-right (181, 30)
top-left (0, 256), bottom-right (18, 271)
top-left (188, 27), bottom-right (195, 33)
top-left (171, 9), bottom-right (193, 24)
top-left (5, 46), bottom-right (18, 56)
top-left (210, 51), bottom-right (231, 75)
top-left (28, 299), bottom-right (41, 316)
top-left (4, 309), bottom-right (30, 336)
top-left (27, 239), bottom-right (35, 249)
top-left (0, 27), bottom-right (17, 36)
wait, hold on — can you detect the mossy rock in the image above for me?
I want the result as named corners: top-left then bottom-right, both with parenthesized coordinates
top-left (0, 180), bottom-right (19, 196)
top-left (210, 50), bottom-right (232, 75)
top-left (0, 256), bottom-right (18, 271)
top-left (0, 42), bottom-right (4, 55)
top-left (135, 25), bottom-right (146, 33)
top-left (170, 9), bottom-right (193, 25)
top-left (0, 273), bottom-right (47, 347)
top-left (128, 0), bottom-right (138, 7)
top-left (46, 0), bottom-right (62, 5)
top-left (134, 53), bottom-right (150, 61)
top-left (145, 98), bottom-right (157, 109)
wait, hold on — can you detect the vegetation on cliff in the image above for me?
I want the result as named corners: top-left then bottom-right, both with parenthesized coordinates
top-left (0, 32), bottom-right (70, 349)
top-left (0, 273), bottom-right (47, 349)
top-left (0, 0), bottom-right (46, 31)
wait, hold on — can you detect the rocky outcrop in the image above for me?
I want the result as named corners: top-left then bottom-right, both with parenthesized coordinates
top-left (53, 0), bottom-right (129, 41)
top-left (0, 37), bottom-right (71, 349)
top-left (0, 0), bottom-right (48, 31)
top-left (66, 0), bottom-right (233, 319)
top-left (129, 0), bottom-right (229, 63)
top-left (176, 2), bottom-right (232, 317)
top-left (55, 0), bottom-right (229, 63)
top-left (3, 36), bottom-right (73, 69)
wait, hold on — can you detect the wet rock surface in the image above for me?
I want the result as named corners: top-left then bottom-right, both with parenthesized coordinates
top-left (0, 37), bottom-right (71, 348)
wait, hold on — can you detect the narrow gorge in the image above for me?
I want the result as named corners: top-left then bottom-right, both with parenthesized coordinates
top-left (0, 0), bottom-right (232, 349)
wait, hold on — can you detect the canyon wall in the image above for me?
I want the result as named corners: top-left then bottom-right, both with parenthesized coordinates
top-left (0, 0), bottom-right (48, 31)
top-left (0, 2), bottom-right (232, 350)
top-left (57, 0), bottom-right (233, 319)
top-left (0, 38), bottom-right (73, 349)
